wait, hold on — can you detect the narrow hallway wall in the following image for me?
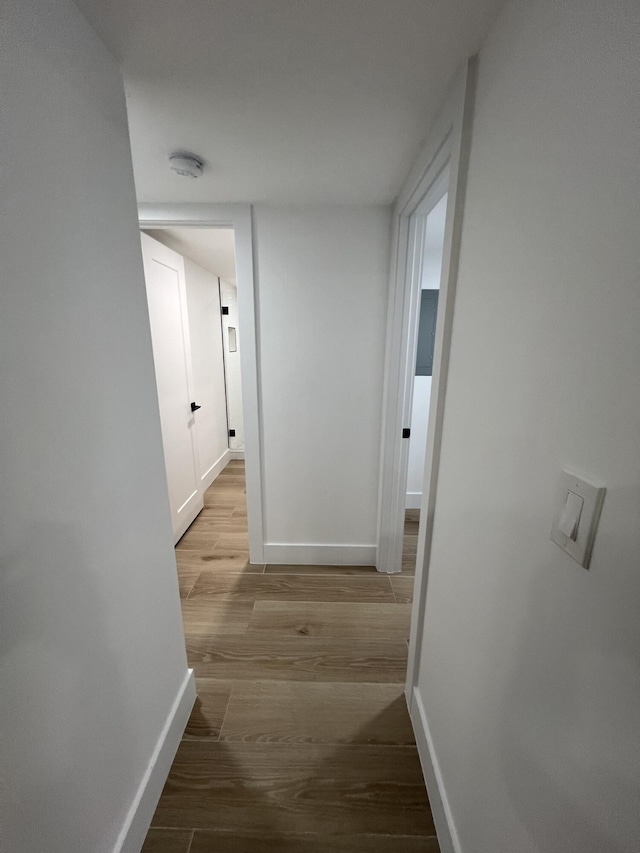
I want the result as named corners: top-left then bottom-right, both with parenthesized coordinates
top-left (413, 1), bottom-right (640, 850)
top-left (0, 2), bottom-right (189, 850)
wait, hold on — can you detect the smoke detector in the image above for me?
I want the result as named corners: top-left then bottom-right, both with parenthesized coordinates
top-left (169, 153), bottom-right (204, 178)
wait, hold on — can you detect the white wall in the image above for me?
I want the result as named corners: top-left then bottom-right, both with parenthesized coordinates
top-left (406, 194), bottom-right (447, 507)
top-left (0, 2), bottom-right (189, 850)
top-left (254, 205), bottom-right (390, 563)
top-left (414, 2), bottom-right (640, 851)
top-left (184, 258), bottom-right (230, 484)
top-left (220, 280), bottom-right (245, 452)
top-left (406, 376), bottom-right (432, 505)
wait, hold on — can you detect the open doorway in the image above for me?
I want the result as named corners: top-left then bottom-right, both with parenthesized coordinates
top-left (377, 165), bottom-right (451, 577)
top-left (140, 227), bottom-right (245, 544)
top-left (402, 193), bottom-right (448, 571)
top-left (145, 226), bottom-right (245, 456)
top-left (377, 61), bottom-right (475, 606)
top-left (137, 204), bottom-right (264, 567)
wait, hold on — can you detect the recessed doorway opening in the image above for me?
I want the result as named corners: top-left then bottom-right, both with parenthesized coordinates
top-left (140, 226), bottom-right (245, 544)
top-left (137, 204), bottom-right (264, 566)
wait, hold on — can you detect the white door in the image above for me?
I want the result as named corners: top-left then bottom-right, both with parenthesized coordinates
top-left (141, 232), bottom-right (203, 542)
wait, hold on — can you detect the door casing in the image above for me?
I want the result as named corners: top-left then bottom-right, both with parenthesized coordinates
top-left (375, 55), bottom-right (477, 673)
top-left (139, 204), bottom-right (265, 564)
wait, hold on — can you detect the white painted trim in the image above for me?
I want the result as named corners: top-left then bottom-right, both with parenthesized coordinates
top-left (408, 687), bottom-right (460, 853)
top-left (200, 447), bottom-right (231, 492)
top-left (405, 58), bottom-right (477, 699)
top-left (377, 61), bottom-right (475, 577)
top-left (228, 450), bottom-right (245, 461)
top-left (113, 669), bottom-right (196, 853)
top-left (138, 205), bottom-right (265, 564)
top-left (263, 543), bottom-right (376, 566)
top-left (405, 492), bottom-right (422, 509)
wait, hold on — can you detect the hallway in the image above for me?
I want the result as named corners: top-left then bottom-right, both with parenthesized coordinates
top-left (142, 461), bottom-right (436, 852)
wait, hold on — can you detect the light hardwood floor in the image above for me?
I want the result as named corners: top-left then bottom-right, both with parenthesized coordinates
top-left (142, 462), bottom-right (437, 852)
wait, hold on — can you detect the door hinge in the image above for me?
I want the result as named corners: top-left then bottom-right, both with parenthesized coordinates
top-left (402, 428), bottom-right (411, 438)
top-left (221, 306), bottom-right (229, 315)
top-left (229, 428), bottom-right (236, 437)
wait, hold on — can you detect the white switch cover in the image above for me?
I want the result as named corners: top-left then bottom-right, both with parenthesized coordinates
top-left (557, 490), bottom-right (583, 539)
top-left (550, 469), bottom-right (605, 568)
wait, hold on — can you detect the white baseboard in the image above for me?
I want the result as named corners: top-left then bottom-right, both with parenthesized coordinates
top-left (408, 687), bottom-right (460, 853)
top-left (263, 543), bottom-right (376, 566)
top-left (200, 448), bottom-right (232, 492)
top-left (228, 450), bottom-right (245, 460)
top-left (405, 492), bottom-right (423, 509)
top-left (113, 669), bottom-right (196, 853)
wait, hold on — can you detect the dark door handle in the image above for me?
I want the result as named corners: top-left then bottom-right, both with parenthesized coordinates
top-left (191, 402), bottom-right (201, 412)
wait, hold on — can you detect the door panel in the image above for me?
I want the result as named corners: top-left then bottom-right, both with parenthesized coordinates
top-left (141, 233), bottom-right (203, 541)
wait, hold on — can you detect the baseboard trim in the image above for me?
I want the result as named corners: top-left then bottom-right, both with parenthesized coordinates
top-left (200, 448), bottom-right (232, 492)
top-left (229, 450), bottom-right (245, 460)
top-left (113, 669), bottom-right (196, 853)
top-left (405, 492), bottom-right (423, 509)
top-left (408, 687), bottom-right (460, 853)
top-left (263, 543), bottom-right (376, 566)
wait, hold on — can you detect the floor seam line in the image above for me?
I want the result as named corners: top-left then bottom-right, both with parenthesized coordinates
top-left (217, 682), bottom-right (236, 741)
top-left (185, 828), bottom-right (195, 853)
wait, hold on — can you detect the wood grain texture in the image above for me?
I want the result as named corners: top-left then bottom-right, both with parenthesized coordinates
top-left (177, 568), bottom-right (200, 600)
top-left (247, 601), bottom-right (412, 640)
top-left (181, 599), bottom-right (254, 636)
top-left (190, 831), bottom-right (440, 852)
top-left (402, 523), bottom-right (418, 575)
top-left (152, 742), bottom-right (435, 836)
top-left (401, 554), bottom-right (417, 574)
top-left (187, 572), bottom-right (395, 603)
top-left (186, 636), bottom-right (409, 682)
top-left (176, 550), bottom-right (263, 574)
top-left (143, 462), bottom-right (439, 851)
top-left (185, 518), bottom-right (249, 534)
top-left (403, 535), bottom-right (418, 556)
top-left (391, 576), bottom-right (415, 604)
top-left (264, 563), bottom-right (378, 575)
top-left (183, 679), bottom-right (233, 740)
top-left (194, 505), bottom-right (235, 519)
top-left (219, 681), bottom-right (415, 745)
top-left (405, 509), bottom-right (420, 535)
top-left (177, 530), bottom-right (250, 547)
top-left (141, 828), bottom-right (193, 853)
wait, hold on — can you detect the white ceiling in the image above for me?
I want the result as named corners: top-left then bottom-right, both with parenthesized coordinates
top-left (75, 0), bottom-right (504, 205)
top-left (145, 227), bottom-right (237, 282)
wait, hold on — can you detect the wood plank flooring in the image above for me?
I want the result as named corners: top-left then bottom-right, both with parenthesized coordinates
top-left (143, 461), bottom-right (433, 852)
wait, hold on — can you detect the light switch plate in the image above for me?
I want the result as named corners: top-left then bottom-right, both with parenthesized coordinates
top-left (550, 469), bottom-right (606, 569)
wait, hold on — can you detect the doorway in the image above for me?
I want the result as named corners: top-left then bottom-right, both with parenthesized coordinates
top-left (399, 191), bottom-right (448, 579)
top-left (141, 226), bottom-right (245, 544)
top-left (405, 193), bottom-right (448, 517)
top-left (377, 165), bottom-right (451, 578)
top-left (138, 204), bottom-right (264, 564)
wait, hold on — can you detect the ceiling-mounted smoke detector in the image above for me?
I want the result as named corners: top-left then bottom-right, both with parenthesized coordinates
top-left (169, 153), bottom-right (204, 178)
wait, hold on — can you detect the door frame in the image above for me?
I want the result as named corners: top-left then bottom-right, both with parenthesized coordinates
top-left (375, 58), bottom-right (476, 853)
top-left (376, 60), bottom-right (476, 578)
top-left (401, 184), bottom-right (450, 514)
top-left (377, 168), bottom-right (450, 576)
top-left (138, 204), bottom-right (264, 564)
top-left (377, 55), bottom-right (476, 669)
